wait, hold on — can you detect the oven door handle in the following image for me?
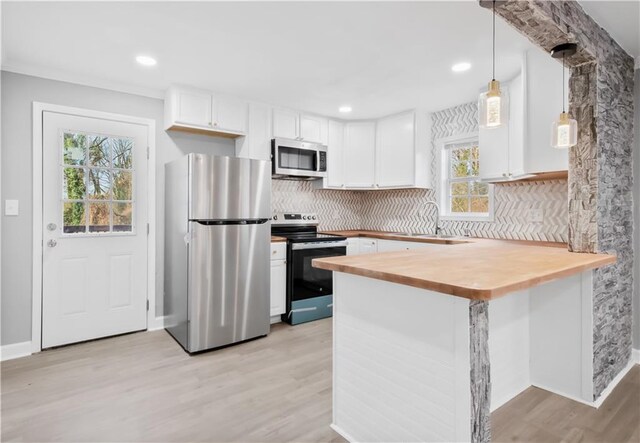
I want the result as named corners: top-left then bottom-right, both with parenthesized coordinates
top-left (291, 241), bottom-right (348, 250)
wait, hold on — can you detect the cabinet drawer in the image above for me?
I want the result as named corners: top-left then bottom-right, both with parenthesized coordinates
top-left (270, 242), bottom-right (286, 260)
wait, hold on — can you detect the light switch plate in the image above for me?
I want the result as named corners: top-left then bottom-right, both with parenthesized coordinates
top-left (529, 208), bottom-right (543, 223)
top-left (5, 200), bottom-right (19, 216)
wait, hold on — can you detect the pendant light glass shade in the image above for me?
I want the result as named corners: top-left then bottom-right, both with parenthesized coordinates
top-left (479, 80), bottom-right (509, 128)
top-left (551, 112), bottom-right (577, 148)
top-left (479, 0), bottom-right (507, 129)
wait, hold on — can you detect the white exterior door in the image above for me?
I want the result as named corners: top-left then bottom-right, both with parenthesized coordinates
top-left (41, 111), bottom-right (148, 348)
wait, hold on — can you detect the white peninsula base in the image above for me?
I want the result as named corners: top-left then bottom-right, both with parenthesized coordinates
top-left (330, 270), bottom-right (598, 443)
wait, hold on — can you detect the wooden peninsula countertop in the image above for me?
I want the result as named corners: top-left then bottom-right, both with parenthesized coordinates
top-left (271, 236), bottom-right (287, 243)
top-left (312, 232), bottom-right (615, 300)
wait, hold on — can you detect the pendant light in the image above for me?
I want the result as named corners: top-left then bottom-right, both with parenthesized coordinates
top-left (550, 43), bottom-right (578, 148)
top-left (479, 0), bottom-right (508, 129)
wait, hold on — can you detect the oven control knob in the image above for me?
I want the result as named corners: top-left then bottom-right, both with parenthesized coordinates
top-left (302, 216), bottom-right (307, 220)
top-left (312, 216), bottom-right (317, 220)
top-left (273, 215), bottom-right (278, 220)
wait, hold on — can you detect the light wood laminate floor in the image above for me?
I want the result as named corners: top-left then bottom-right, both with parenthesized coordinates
top-left (2, 318), bottom-right (639, 442)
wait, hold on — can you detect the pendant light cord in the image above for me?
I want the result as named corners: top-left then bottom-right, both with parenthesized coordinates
top-left (492, 0), bottom-right (496, 81)
top-left (562, 52), bottom-right (566, 113)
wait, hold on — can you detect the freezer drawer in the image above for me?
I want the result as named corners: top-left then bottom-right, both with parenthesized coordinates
top-left (188, 154), bottom-right (271, 221)
top-left (187, 221), bottom-right (270, 352)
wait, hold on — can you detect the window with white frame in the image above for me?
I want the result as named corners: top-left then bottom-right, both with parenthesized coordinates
top-left (441, 137), bottom-right (493, 219)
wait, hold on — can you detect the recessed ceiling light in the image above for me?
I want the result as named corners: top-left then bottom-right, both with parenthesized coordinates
top-left (451, 62), bottom-right (471, 73)
top-left (136, 55), bottom-right (157, 67)
top-left (339, 106), bottom-right (352, 113)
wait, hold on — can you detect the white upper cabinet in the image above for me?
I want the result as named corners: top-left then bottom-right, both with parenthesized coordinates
top-left (273, 109), bottom-right (328, 144)
top-left (344, 121), bottom-right (376, 188)
top-left (317, 110), bottom-right (430, 190)
top-left (376, 111), bottom-right (416, 188)
top-left (478, 49), bottom-right (568, 181)
top-left (236, 102), bottom-right (272, 161)
top-left (172, 89), bottom-right (213, 129)
top-left (214, 96), bottom-right (248, 134)
top-left (327, 120), bottom-right (345, 188)
top-left (165, 86), bottom-right (247, 137)
top-left (272, 108), bottom-right (299, 140)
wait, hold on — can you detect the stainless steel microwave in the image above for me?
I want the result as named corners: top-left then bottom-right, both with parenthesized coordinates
top-left (271, 138), bottom-right (327, 180)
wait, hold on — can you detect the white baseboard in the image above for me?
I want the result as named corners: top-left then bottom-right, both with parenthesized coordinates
top-left (1, 341), bottom-right (33, 362)
top-left (533, 360), bottom-right (636, 409)
top-left (491, 382), bottom-right (531, 412)
top-left (147, 316), bottom-right (166, 331)
top-left (330, 423), bottom-right (355, 443)
top-left (633, 348), bottom-right (640, 364)
top-left (270, 315), bottom-right (282, 324)
top-left (592, 360), bottom-right (635, 408)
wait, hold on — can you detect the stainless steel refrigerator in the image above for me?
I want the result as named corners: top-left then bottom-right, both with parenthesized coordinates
top-left (164, 154), bottom-right (271, 353)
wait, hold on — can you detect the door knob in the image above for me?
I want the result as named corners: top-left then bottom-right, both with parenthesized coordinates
top-left (47, 239), bottom-right (57, 248)
top-left (47, 223), bottom-right (57, 231)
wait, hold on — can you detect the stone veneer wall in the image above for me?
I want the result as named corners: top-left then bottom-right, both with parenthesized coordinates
top-left (493, 0), bottom-right (635, 402)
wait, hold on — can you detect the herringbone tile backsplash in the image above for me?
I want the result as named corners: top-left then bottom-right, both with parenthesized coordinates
top-left (272, 102), bottom-right (569, 243)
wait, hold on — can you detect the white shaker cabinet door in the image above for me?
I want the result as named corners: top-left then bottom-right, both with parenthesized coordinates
top-left (174, 90), bottom-right (213, 128)
top-left (270, 259), bottom-right (286, 317)
top-left (344, 122), bottom-right (376, 188)
top-left (273, 109), bottom-right (299, 140)
top-left (327, 120), bottom-right (345, 188)
top-left (214, 96), bottom-right (248, 134)
top-left (376, 111), bottom-right (415, 187)
top-left (299, 114), bottom-right (328, 144)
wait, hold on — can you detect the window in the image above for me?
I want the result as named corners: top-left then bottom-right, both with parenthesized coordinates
top-left (440, 137), bottom-right (493, 220)
top-left (62, 131), bottom-right (134, 234)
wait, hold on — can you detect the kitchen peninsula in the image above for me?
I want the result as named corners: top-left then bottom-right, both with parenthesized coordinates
top-left (313, 238), bottom-right (615, 442)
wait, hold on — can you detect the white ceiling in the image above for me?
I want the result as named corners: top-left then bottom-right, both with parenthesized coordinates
top-left (578, 0), bottom-right (639, 59)
top-left (0, 1), bottom-right (607, 119)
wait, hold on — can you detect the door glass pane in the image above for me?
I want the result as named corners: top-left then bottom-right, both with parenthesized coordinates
top-left (113, 202), bottom-right (133, 232)
top-left (63, 202), bottom-right (86, 234)
top-left (112, 171), bottom-right (132, 200)
top-left (88, 202), bottom-right (110, 232)
top-left (451, 197), bottom-right (469, 213)
top-left (112, 138), bottom-right (133, 169)
top-left (87, 169), bottom-right (111, 200)
top-left (471, 197), bottom-right (489, 213)
top-left (451, 182), bottom-right (468, 196)
top-left (63, 133), bottom-right (87, 166)
top-left (61, 131), bottom-right (134, 235)
top-left (63, 168), bottom-right (86, 199)
top-left (88, 135), bottom-right (110, 167)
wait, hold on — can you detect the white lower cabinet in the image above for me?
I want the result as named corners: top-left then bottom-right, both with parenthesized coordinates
top-left (358, 238), bottom-right (378, 254)
top-left (346, 238), bottom-right (359, 256)
top-left (270, 243), bottom-right (286, 320)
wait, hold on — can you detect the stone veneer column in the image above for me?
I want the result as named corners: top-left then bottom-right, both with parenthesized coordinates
top-left (469, 300), bottom-right (490, 443)
top-left (481, 0), bottom-right (636, 402)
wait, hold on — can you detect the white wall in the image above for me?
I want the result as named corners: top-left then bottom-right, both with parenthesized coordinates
top-left (0, 71), bottom-right (235, 346)
top-left (634, 67), bottom-right (639, 350)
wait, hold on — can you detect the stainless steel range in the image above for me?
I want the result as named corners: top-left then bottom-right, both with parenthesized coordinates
top-left (271, 213), bottom-right (347, 325)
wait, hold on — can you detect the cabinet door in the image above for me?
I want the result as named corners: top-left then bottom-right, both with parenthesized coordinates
top-left (344, 122), bottom-right (376, 188)
top-left (525, 49), bottom-right (569, 173)
top-left (270, 259), bottom-right (286, 317)
top-left (376, 112), bottom-right (415, 188)
top-left (479, 118), bottom-right (509, 181)
top-left (299, 115), bottom-right (328, 144)
top-left (174, 90), bottom-right (213, 128)
top-left (246, 103), bottom-right (272, 161)
top-left (327, 120), bottom-right (345, 188)
top-left (358, 239), bottom-right (378, 254)
top-left (214, 96), bottom-right (248, 134)
top-left (273, 109), bottom-right (299, 140)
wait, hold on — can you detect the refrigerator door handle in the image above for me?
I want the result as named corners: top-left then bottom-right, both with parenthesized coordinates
top-left (193, 218), bottom-right (270, 226)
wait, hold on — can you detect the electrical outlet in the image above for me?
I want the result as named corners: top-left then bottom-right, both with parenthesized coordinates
top-left (529, 208), bottom-right (543, 223)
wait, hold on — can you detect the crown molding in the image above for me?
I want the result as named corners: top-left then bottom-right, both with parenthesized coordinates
top-left (1, 60), bottom-right (164, 100)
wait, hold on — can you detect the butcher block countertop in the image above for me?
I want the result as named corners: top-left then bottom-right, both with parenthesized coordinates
top-left (312, 232), bottom-right (615, 300)
top-left (271, 236), bottom-right (287, 243)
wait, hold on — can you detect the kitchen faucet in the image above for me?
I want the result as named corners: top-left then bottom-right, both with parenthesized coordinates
top-left (424, 201), bottom-right (441, 236)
